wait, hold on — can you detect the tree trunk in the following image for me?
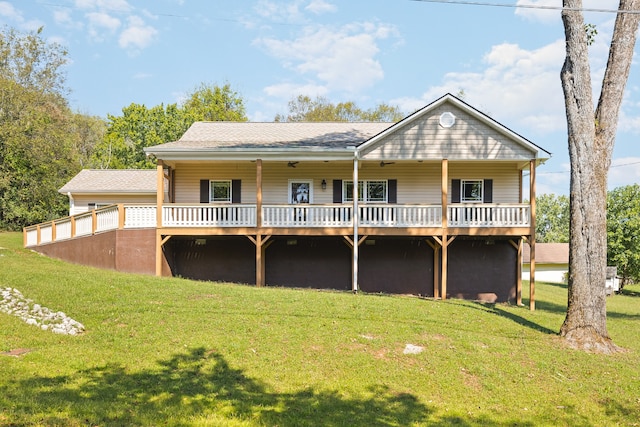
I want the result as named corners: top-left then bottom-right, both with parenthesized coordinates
top-left (559, 0), bottom-right (640, 353)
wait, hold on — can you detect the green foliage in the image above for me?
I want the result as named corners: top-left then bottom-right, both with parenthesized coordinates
top-left (1, 232), bottom-right (639, 425)
top-left (585, 23), bottom-right (598, 46)
top-left (275, 95), bottom-right (404, 122)
top-left (607, 184), bottom-right (640, 284)
top-left (535, 193), bottom-right (570, 243)
top-left (182, 82), bottom-right (247, 122)
top-left (92, 83), bottom-right (247, 169)
top-left (0, 27), bottom-right (102, 230)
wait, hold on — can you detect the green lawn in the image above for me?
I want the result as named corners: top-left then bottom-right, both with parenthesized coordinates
top-left (1, 231), bottom-right (639, 426)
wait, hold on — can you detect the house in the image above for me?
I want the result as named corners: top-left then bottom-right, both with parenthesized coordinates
top-left (522, 243), bottom-right (569, 284)
top-left (59, 169), bottom-right (158, 215)
top-left (24, 94), bottom-right (550, 307)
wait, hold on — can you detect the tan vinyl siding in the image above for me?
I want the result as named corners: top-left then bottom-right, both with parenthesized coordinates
top-left (71, 195), bottom-right (157, 215)
top-left (174, 161), bottom-right (444, 205)
top-left (448, 162), bottom-right (521, 203)
top-left (361, 104), bottom-right (535, 161)
top-left (172, 160), bottom-right (522, 205)
top-left (174, 162), bottom-right (257, 203)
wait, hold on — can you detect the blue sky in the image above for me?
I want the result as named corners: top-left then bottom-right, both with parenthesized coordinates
top-left (1, 0), bottom-right (639, 195)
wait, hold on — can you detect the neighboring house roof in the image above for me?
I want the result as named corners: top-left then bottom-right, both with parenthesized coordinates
top-left (144, 93), bottom-right (551, 163)
top-left (59, 169), bottom-right (157, 195)
top-left (523, 243), bottom-right (569, 264)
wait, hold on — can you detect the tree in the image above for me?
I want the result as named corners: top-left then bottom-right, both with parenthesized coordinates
top-left (607, 184), bottom-right (640, 287)
top-left (535, 194), bottom-right (570, 243)
top-left (275, 95), bottom-right (404, 122)
top-left (92, 83), bottom-right (247, 169)
top-left (182, 83), bottom-right (247, 123)
top-left (0, 27), bottom-right (96, 230)
top-left (559, 0), bottom-right (640, 352)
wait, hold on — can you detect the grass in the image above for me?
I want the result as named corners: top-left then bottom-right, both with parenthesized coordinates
top-left (1, 231), bottom-right (639, 426)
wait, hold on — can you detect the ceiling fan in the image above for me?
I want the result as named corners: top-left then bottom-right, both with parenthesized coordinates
top-left (287, 161), bottom-right (298, 168)
top-left (379, 161), bottom-right (395, 167)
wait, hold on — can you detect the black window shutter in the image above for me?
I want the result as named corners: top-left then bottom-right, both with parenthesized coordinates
top-left (388, 179), bottom-right (397, 204)
top-left (232, 179), bottom-right (241, 203)
top-left (451, 179), bottom-right (461, 203)
top-left (200, 180), bottom-right (210, 203)
top-left (333, 180), bottom-right (342, 203)
top-left (483, 179), bottom-right (493, 203)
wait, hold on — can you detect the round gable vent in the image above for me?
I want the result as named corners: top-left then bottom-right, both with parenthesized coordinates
top-left (439, 111), bottom-right (456, 128)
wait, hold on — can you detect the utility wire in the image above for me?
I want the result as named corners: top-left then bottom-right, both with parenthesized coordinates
top-left (410, 0), bottom-right (640, 15)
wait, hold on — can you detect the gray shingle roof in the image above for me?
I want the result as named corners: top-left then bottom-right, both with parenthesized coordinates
top-left (148, 122), bottom-right (393, 151)
top-left (523, 243), bottom-right (569, 264)
top-left (59, 169), bottom-right (157, 194)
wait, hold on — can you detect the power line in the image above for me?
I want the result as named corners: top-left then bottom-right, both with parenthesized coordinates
top-left (409, 0), bottom-right (640, 15)
top-left (530, 160), bottom-right (640, 176)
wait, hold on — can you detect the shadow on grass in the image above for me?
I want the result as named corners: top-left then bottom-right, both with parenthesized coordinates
top-left (468, 302), bottom-right (558, 335)
top-left (1, 347), bottom-right (431, 426)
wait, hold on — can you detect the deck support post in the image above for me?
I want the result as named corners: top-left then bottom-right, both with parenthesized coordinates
top-left (256, 159), bottom-right (262, 228)
top-left (155, 160), bottom-right (165, 277)
top-left (529, 159), bottom-right (537, 310)
top-left (352, 157), bottom-right (359, 292)
top-left (510, 238), bottom-right (524, 306)
top-left (248, 234), bottom-right (271, 287)
top-left (440, 159), bottom-right (449, 300)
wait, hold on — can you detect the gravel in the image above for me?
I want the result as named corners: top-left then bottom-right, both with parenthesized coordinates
top-left (0, 287), bottom-right (85, 335)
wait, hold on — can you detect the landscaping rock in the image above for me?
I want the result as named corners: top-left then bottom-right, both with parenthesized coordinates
top-left (0, 287), bottom-right (85, 335)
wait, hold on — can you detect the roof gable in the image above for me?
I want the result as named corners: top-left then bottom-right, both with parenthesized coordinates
top-left (357, 93), bottom-right (550, 162)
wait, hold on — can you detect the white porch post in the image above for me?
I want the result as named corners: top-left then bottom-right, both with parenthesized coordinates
top-left (352, 157), bottom-right (359, 292)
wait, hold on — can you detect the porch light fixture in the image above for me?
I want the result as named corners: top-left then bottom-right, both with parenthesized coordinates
top-left (321, 179), bottom-right (327, 190)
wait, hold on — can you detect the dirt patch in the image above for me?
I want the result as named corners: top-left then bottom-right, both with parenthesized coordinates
top-left (1, 348), bottom-right (32, 357)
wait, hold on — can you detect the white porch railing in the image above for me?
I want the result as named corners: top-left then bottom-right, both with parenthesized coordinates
top-left (262, 205), bottom-right (352, 227)
top-left (162, 204), bottom-right (256, 227)
top-left (448, 204), bottom-right (530, 227)
top-left (124, 205), bottom-right (157, 228)
top-left (24, 203), bottom-right (531, 247)
top-left (359, 205), bottom-right (442, 227)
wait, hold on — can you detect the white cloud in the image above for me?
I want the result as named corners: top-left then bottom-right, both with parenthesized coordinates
top-left (87, 12), bottom-right (121, 40)
top-left (255, 22), bottom-right (399, 96)
top-left (305, 0), bottom-right (336, 14)
top-left (608, 157), bottom-right (640, 189)
top-left (514, 0), bottom-right (560, 24)
top-left (75, 0), bottom-right (132, 12)
top-left (263, 82), bottom-right (328, 99)
top-left (118, 16), bottom-right (158, 51)
top-left (515, 0), bottom-right (621, 24)
top-left (254, 0), bottom-right (306, 23)
top-left (0, 1), bottom-right (21, 21)
top-left (394, 40), bottom-right (568, 135)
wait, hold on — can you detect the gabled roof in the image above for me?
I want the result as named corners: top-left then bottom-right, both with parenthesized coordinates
top-left (523, 243), bottom-right (569, 264)
top-left (144, 122), bottom-right (391, 161)
top-left (143, 93), bottom-right (550, 163)
top-left (59, 169), bottom-right (157, 194)
top-left (357, 93), bottom-right (551, 160)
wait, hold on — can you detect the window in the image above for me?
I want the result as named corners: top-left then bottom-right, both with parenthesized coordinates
top-left (88, 203), bottom-right (110, 210)
top-left (344, 180), bottom-right (388, 203)
top-left (289, 180), bottom-right (312, 204)
top-left (461, 180), bottom-right (483, 202)
top-left (210, 180), bottom-right (231, 202)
